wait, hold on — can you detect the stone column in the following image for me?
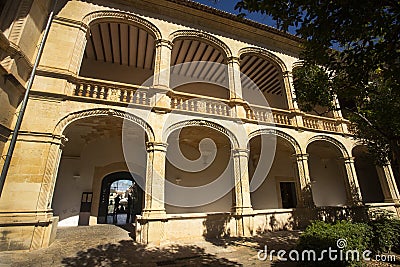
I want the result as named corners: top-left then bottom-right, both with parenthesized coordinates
top-left (151, 39), bottom-right (173, 111)
top-left (227, 56), bottom-right (247, 119)
top-left (142, 141), bottom-right (168, 217)
top-left (282, 71), bottom-right (297, 110)
top-left (139, 141), bottom-right (168, 245)
top-left (342, 157), bottom-right (363, 205)
top-left (227, 56), bottom-right (242, 100)
top-left (377, 163), bottom-right (400, 204)
top-left (332, 95), bottom-right (349, 133)
top-left (283, 71), bottom-right (304, 127)
top-left (153, 39), bottom-right (173, 89)
top-left (294, 153), bottom-right (315, 207)
top-left (232, 148), bottom-right (253, 237)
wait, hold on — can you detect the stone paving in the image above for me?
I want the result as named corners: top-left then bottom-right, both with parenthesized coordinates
top-left (0, 225), bottom-right (399, 266)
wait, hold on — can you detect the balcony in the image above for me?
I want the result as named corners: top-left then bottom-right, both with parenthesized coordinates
top-left (70, 76), bottom-right (349, 134)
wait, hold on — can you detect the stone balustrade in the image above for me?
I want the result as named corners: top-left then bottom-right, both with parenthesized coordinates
top-left (71, 76), bottom-right (348, 134)
top-left (246, 105), bottom-right (293, 126)
top-left (303, 114), bottom-right (338, 132)
top-left (170, 92), bottom-right (231, 116)
top-left (73, 77), bottom-right (150, 105)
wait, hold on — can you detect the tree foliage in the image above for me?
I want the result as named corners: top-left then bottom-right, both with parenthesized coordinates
top-left (235, 0), bottom-right (400, 168)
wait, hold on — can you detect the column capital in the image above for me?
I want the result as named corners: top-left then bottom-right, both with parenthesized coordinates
top-left (155, 39), bottom-right (173, 50)
top-left (232, 148), bottom-right (250, 157)
top-left (146, 142), bottom-right (168, 152)
top-left (342, 156), bottom-right (355, 163)
top-left (293, 153), bottom-right (309, 161)
top-left (227, 56), bottom-right (240, 65)
top-left (283, 70), bottom-right (293, 78)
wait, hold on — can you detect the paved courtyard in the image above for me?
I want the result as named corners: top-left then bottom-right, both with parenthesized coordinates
top-left (0, 225), bottom-right (399, 266)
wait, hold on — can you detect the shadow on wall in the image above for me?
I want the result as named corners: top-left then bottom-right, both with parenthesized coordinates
top-left (0, 230), bottom-right (29, 251)
top-left (61, 240), bottom-right (240, 266)
top-left (203, 213), bottom-right (231, 243)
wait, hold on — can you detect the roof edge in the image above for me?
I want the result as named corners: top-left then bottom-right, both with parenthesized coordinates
top-left (166, 0), bottom-right (302, 43)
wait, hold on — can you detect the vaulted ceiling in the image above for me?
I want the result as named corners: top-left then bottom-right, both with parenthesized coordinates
top-left (84, 22), bottom-right (155, 69)
top-left (240, 55), bottom-right (283, 95)
top-left (170, 39), bottom-right (227, 84)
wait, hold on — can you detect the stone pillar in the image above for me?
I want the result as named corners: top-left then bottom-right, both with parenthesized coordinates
top-left (143, 142), bottom-right (168, 217)
top-left (227, 56), bottom-right (242, 100)
top-left (294, 153), bottom-right (315, 207)
top-left (377, 163), bottom-right (400, 204)
top-left (0, 133), bottom-right (63, 251)
top-left (332, 95), bottom-right (349, 133)
top-left (283, 71), bottom-right (304, 127)
top-left (227, 56), bottom-right (247, 119)
top-left (282, 71), bottom-right (297, 110)
top-left (232, 148), bottom-right (253, 237)
top-left (139, 141), bottom-right (168, 245)
top-left (151, 39), bottom-right (173, 112)
top-left (342, 157), bottom-right (363, 205)
top-left (152, 39), bottom-right (173, 90)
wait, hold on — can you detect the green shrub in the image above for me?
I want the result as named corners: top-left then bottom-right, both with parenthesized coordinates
top-left (368, 210), bottom-right (400, 254)
top-left (297, 220), bottom-right (371, 267)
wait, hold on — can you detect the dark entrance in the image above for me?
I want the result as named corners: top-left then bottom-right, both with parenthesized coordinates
top-left (98, 172), bottom-right (144, 224)
top-left (280, 182), bottom-right (297, 208)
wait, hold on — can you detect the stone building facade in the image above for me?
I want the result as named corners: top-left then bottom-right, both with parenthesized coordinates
top-left (0, 0), bottom-right (399, 251)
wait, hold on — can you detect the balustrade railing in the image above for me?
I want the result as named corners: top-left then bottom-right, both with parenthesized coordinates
top-left (170, 92), bottom-right (231, 117)
top-left (70, 76), bottom-right (348, 134)
top-left (303, 114), bottom-right (338, 132)
top-left (246, 106), bottom-right (293, 126)
top-left (72, 77), bottom-right (150, 105)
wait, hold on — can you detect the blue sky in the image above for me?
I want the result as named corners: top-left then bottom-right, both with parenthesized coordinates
top-left (192, 0), bottom-right (280, 29)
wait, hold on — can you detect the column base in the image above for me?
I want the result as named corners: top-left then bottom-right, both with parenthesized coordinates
top-left (141, 209), bottom-right (167, 219)
top-left (0, 211), bottom-right (58, 251)
top-left (232, 206), bottom-right (254, 215)
top-left (232, 213), bottom-right (254, 237)
top-left (136, 210), bottom-right (167, 245)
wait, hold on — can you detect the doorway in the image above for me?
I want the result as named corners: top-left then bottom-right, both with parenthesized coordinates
top-left (98, 172), bottom-right (143, 225)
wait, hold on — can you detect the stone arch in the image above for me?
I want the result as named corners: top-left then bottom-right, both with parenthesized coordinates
top-left (82, 10), bottom-right (162, 39)
top-left (238, 47), bottom-right (287, 72)
top-left (248, 128), bottom-right (301, 154)
top-left (163, 119), bottom-right (239, 148)
top-left (169, 30), bottom-right (232, 58)
top-left (53, 108), bottom-right (155, 141)
top-left (47, 108), bottom-right (153, 214)
top-left (351, 141), bottom-right (367, 151)
top-left (306, 135), bottom-right (349, 158)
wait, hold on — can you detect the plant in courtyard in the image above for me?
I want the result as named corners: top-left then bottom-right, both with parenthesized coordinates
top-left (368, 209), bottom-right (400, 254)
top-left (234, 0), bottom-right (400, 171)
top-left (297, 220), bottom-right (371, 267)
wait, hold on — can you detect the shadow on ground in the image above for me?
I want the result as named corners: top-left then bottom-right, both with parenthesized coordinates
top-left (205, 230), bottom-right (301, 251)
top-left (61, 240), bottom-right (241, 266)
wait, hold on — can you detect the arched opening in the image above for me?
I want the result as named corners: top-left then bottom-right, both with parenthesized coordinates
top-left (292, 65), bottom-right (335, 118)
top-left (249, 134), bottom-right (299, 209)
top-left (80, 21), bottom-right (156, 85)
top-left (352, 145), bottom-right (384, 203)
top-left (307, 140), bottom-right (348, 206)
top-left (240, 53), bottom-right (287, 109)
top-left (165, 125), bottom-right (234, 213)
top-left (51, 115), bottom-right (148, 226)
top-left (98, 172), bottom-right (144, 225)
top-left (170, 37), bottom-right (229, 99)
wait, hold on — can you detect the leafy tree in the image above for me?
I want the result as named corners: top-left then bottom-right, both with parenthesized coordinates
top-left (235, 0), bottom-right (400, 173)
